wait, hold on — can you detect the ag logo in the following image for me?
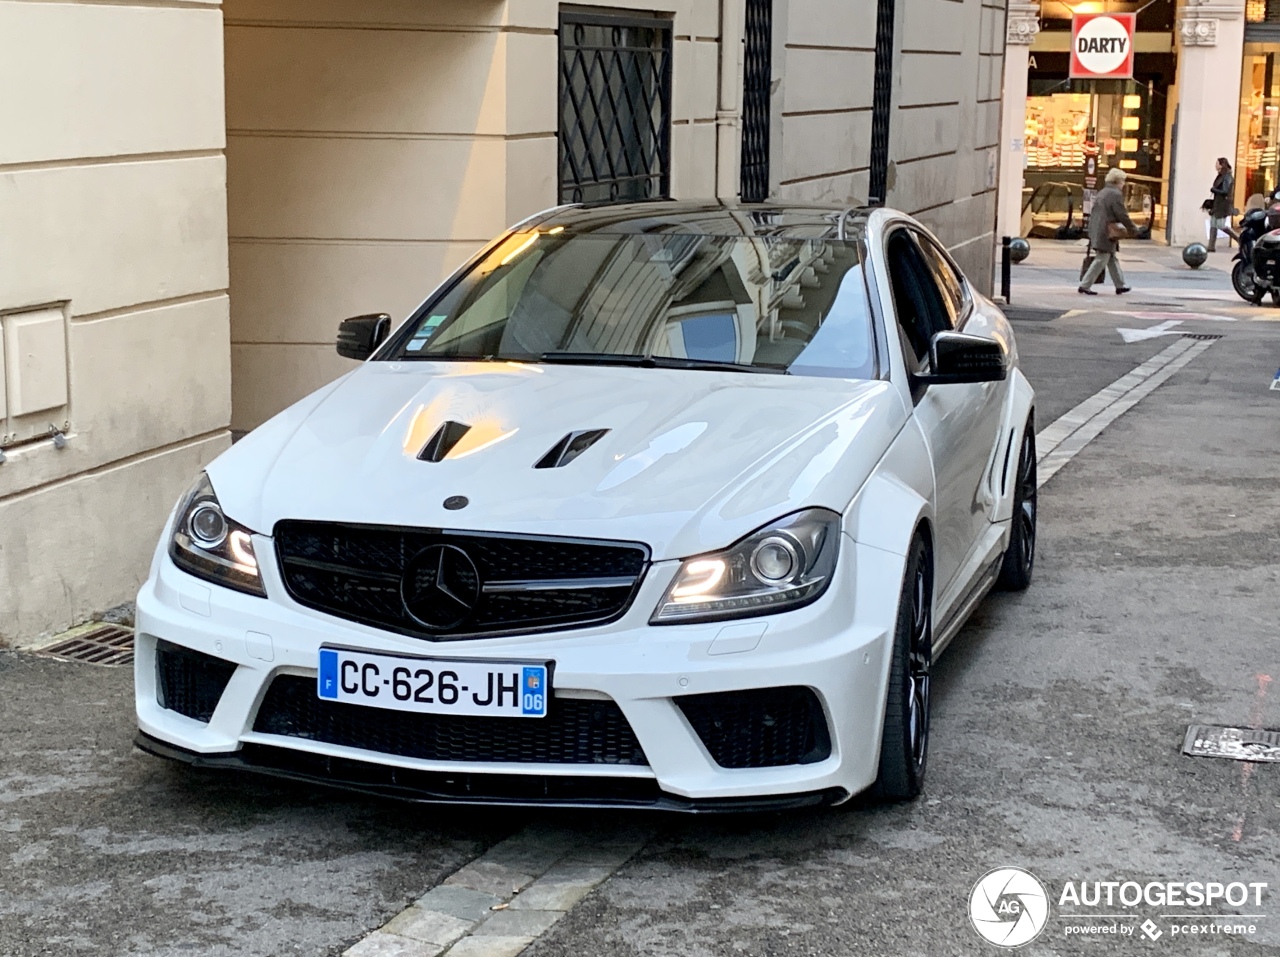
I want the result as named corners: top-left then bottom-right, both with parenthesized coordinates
top-left (969, 867), bottom-right (1050, 948)
top-left (1070, 13), bottom-right (1135, 79)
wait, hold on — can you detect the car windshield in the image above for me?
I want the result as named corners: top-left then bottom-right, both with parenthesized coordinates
top-left (386, 228), bottom-right (877, 379)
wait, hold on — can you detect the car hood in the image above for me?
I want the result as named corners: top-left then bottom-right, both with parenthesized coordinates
top-left (210, 361), bottom-right (906, 560)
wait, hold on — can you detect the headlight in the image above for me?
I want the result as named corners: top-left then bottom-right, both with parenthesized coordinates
top-left (651, 508), bottom-right (841, 624)
top-left (169, 473), bottom-right (266, 597)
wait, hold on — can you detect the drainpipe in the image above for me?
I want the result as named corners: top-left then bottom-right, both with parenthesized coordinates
top-left (716, 0), bottom-right (745, 200)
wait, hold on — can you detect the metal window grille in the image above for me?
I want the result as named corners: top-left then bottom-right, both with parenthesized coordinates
top-left (740, 0), bottom-right (774, 203)
top-left (868, 0), bottom-right (897, 205)
top-left (558, 10), bottom-right (673, 205)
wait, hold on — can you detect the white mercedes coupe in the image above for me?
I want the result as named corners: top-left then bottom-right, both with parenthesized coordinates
top-left (135, 202), bottom-right (1036, 811)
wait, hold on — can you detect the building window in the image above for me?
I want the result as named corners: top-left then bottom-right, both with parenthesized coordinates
top-left (558, 9), bottom-right (673, 204)
top-left (740, 0), bottom-right (773, 203)
top-left (868, 0), bottom-right (897, 205)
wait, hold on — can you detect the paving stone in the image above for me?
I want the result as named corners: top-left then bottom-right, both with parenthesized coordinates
top-left (506, 866), bottom-right (615, 911)
top-left (343, 931), bottom-right (444, 957)
top-left (416, 884), bottom-right (504, 922)
top-left (480, 831), bottom-right (573, 874)
top-left (559, 843), bottom-right (644, 868)
top-left (444, 935), bottom-right (535, 957)
top-left (445, 860), bottom-right (536, 897)
top-left (381, 907), bottom-right (473, 947)
top-left (472, 909), bottom-right (562, 937)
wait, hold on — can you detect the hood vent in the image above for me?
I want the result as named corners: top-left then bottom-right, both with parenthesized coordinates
top-left (535, 429), bottom-right (610, 469)
top-left (418, 421), bottom-right (471, 462)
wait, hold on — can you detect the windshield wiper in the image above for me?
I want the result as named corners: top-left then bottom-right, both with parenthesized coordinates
top-left (539, 352), bottom-right (787, 375)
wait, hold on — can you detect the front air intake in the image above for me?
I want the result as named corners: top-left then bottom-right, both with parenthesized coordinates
top-left (418, 421), bottom-right (471, 462)
top-left (535, 429), bottom-right (610, 469)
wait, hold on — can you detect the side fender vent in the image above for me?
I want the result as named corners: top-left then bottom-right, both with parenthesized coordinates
top-left (535, 429), bottom-right (610, 469)
top-left (418, 421), bottom-right (471, 462)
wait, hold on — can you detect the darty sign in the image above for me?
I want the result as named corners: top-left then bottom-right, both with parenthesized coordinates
top-left (1070, 13), bottom-right (1136, 80)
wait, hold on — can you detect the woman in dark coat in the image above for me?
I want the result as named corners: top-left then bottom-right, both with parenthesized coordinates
top-left (1207, 157), bottom-right (1237, 252)
top-left (1078, 167), bottom-right (1137, 295)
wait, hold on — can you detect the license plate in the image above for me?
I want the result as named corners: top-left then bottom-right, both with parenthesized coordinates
top-left (317, 647), bottom-right (550, 718)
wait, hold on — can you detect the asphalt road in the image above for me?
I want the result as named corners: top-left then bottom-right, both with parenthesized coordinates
top-left (2, 291), bottom-right (1277, 956)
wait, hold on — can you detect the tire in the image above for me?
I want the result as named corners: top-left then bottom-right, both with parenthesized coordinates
top-left (997, 417), bottom-right (1037, 591)
top-left (870, 533), bottom-right (932, 801)
top-left (1232, 260), bottom-right (1264, 304)
top-left (1271, 289), bottom-right (1280, 307)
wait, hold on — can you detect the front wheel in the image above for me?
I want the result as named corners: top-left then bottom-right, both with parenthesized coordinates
top-left (1232, 259), bottom-right (1264, 304)
top-left (870, 534), bottom-right (932, 801)
top-left (997, 417), bottom-right (1037, 591)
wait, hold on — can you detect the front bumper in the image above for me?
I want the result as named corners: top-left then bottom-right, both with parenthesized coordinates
top-left (135, 531), bottom-right (905, 808)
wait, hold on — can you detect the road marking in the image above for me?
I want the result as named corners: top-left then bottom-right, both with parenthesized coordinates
top-left (1036, 337), bottom-right (1217, 488)
top-left (343, 822), bottom-right (653, 957)
top-left (1117, 319), bottom-right (1182, 342)
top-left (1121, 311), bottom-right (1236, 322)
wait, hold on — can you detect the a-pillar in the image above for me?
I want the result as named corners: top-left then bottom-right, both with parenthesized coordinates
top-left (997, 2), bottom-right (1040, 241)
top-left (1168, 0), bottom-right (1246, 245)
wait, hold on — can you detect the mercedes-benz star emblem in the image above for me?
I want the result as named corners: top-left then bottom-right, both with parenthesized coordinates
top-left (401, 544), bottom-right (481, 629)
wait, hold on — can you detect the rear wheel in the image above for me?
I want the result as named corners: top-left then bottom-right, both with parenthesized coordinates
top-left (1232, 260), bottom-right (1264, 304)
top-left (870, 534), bottom-right (932, 801)
top-left (997, 417), bottom-right (1037, 591)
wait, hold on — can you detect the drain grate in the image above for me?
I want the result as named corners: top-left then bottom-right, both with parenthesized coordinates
top-left (1183, 725), bottom-right (1280, 763)
top-left (1182, 333), bottom-right (1224, 340)
top-left (38, 623), bottom-right (134, 666)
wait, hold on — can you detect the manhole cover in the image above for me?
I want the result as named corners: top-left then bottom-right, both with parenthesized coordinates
top-left (1183, 725), bottom-right (1280, 763)
top-left (38, 623), bottom-right (134, 666)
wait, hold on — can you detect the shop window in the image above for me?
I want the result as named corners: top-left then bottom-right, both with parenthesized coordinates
top-left (558, 9), bottom-right (672, 205)
top-left (1237, 45), bottom-right (1280, 208)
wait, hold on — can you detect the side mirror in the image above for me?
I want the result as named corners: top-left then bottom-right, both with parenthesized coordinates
top-left (336, 313), bottom-right (391, 361)
top-left (916, 331), bottom-right (1007, 385)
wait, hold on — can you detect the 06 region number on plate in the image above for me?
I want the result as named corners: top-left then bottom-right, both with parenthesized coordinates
top-left (317, 647), bottom-right (550, 718)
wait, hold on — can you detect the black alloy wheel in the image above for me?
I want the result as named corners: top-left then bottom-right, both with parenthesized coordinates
top-left (997, 416), bottom-right (1037, 591)
top-left (870, 533), bottom-right (932, 801)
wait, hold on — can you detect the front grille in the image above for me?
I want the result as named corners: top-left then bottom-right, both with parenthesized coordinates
top-left (254, 675), bottom-right (649, 766)
top-left (155, 639), bottom-right (237, 723)
top-left (274, 521), bottom-right (648, 640)
top-left (677, 686), bottom-right (831, 768)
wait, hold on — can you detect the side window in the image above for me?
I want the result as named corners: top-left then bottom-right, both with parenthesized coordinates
top-left (915, 236), bottom-right (968, 327)
top-left (885, 231), bottom-right (951, 370)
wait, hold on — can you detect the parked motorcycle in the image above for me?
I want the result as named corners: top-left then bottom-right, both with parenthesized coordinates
top-left (1231, 190), bottom-right (1280, 304)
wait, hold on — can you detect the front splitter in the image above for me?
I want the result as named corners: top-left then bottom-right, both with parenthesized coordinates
top-left (135, 731), bottom-right (845, 813)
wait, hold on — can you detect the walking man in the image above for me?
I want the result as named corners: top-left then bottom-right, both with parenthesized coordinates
top-left (1079, 167), bottom-right (1136, 296)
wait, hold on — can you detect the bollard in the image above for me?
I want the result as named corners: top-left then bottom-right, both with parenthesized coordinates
top-left (1000, 236), bottom-right (1012, 305)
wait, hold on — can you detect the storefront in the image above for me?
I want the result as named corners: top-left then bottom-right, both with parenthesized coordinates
top-left (999, 0), bottom-right (1250, 246)
top-left (1021, 65), bottom-right (1172, 238)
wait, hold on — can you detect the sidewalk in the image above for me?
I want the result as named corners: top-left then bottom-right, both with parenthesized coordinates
top-left (997, 239), bottom-right (1268, 317)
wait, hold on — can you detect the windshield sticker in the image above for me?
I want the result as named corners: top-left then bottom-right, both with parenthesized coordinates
top-left (407, 316), bottom-right (448, 351)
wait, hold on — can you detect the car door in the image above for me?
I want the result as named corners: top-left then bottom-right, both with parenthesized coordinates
top-left (883, 229), bottom-right (995, 605)
top-left (914, 233), bottom-right (1007, 569)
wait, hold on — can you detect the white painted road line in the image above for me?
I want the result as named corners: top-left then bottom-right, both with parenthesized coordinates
top-left (1036, 337), bottom-right (1217, 488)
top-left (344, 822), bottom-right (653, 957)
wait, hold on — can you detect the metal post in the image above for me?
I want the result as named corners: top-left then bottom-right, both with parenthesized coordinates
top-left (1001, 236), bottom-right (1012, 305)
